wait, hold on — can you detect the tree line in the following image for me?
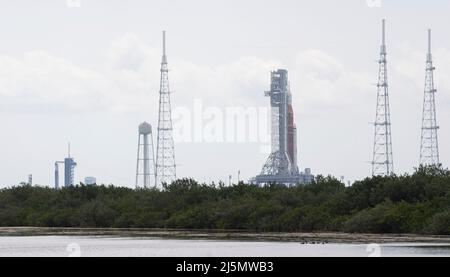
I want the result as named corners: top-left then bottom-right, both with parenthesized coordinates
top-left (0, 166), bottom-right (449, 235)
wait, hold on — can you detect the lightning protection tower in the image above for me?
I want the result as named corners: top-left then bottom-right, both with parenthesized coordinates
top-left (372, 19), bottom-right (394, 176)
top-left (420, 29), bottom-right (440, 166)
top-left (155, 31), bottom-right (177, 186)
top-left (135, 122), bottom-right (156, 188)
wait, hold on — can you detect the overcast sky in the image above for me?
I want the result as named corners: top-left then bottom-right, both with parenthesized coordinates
top-left (1, 0), bottom-right (450, 187)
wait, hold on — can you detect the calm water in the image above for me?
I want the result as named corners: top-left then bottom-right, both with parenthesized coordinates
top-left (0, 236), bottom-right (449, 257)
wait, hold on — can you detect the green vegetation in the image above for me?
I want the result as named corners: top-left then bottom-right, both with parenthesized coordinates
top-left (1, 166), bottom-right (449, 235)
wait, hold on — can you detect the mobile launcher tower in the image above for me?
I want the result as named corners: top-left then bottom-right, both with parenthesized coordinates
top-left (251, 69), bottom-right (313, 186)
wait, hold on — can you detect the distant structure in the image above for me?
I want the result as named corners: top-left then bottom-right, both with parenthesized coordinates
top-left (54, 144), bottom-right (77, 188)
top-left (84, 177), bottom-right (97, 185)
top-left (64, 146), bottom-right (77, 187)
top-left (420, 29), bottom-right (440, 166)
top-left (155, 31), bottom-right (177, 186)
top-left (371, 19), bottom-right (394, 176)
top-left (135, 122), bottom-right (156, 188)
top-left (28, 174), bottom-right (33, 186)
top-left (251, 69), bottom-right (314, 186)
top-left (54, 161), bottom-right (63, 189)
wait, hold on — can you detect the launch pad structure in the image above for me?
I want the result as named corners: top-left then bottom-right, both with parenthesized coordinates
top-left (54, 144), bottom-right (77, 188)
top-left (251, 69), bottom-right (314, 186)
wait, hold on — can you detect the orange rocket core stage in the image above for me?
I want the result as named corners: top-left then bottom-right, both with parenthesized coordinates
top-left (287, 104), bottom-right (297, 172)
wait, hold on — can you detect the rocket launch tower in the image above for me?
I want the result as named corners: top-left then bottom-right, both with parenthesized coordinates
top-left (252, 69), bottom-right (313, 186)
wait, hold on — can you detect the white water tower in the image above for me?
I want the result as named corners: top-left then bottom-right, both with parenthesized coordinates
top-left (135, 122), bottom-right (156, 188)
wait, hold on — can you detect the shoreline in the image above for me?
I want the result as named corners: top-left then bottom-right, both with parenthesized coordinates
top-left (1, 227), bottom-right (450, 244)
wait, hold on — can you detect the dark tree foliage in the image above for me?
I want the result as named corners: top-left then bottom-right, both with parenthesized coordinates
top-left (1, 166), bottom-right (449, 234)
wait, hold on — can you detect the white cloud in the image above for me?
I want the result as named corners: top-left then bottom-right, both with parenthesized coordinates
top-left (106, 33), bottom-right (157, 71)
top-left (291, 49), bottom-right (372, 118)
top-left (0, 51), bottom-right (110, 114)
top-left (0, 34), bottom-right (375, 120)
top-left (172, 57), bottom-right (282, 107)
top-left (3, 33), bottom-right (449, 186)
top-left (392, 43), bottom-right (423, 89)
top-left (392, 44), bottom-right (450, 105)
top-left (0, 34), bottom-right (283, 116)
top-left (434, 48), bottom-right (450, 101)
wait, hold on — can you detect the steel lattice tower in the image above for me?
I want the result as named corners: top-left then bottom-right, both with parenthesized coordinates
top-left (372, 19), bottom-right (394, 176)
top-left (420, 29), bottom-right (440, 166)
top-left (155, 31), bottom-right (176, 185)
